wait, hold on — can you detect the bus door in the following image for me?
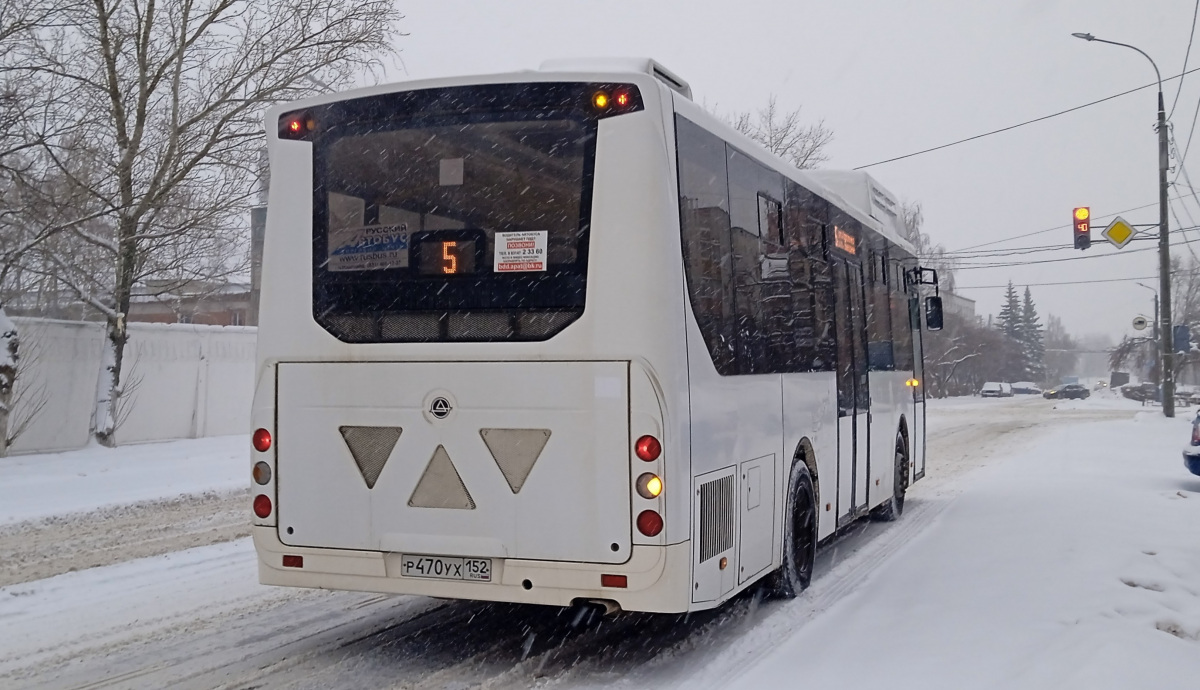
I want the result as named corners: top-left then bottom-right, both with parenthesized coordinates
top-left (911, 296), bottom-right (927, 481)
top-left (832, 260), bottom-right (871, 523)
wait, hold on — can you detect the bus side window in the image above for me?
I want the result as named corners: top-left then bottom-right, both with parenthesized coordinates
top-left (891, 256), bottom-right (915, 371)
top-left (865, 244), bottom-right (895, 371)
top-left (727, 148), bottom-right (786, 375)
top-left (784, 181), bottom-right (835, 373)
top-left (676, 115), bottom-right (737, 375)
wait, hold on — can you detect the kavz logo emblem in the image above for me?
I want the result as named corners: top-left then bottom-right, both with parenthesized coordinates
top-left (430, 397), bottom-right (452, 419)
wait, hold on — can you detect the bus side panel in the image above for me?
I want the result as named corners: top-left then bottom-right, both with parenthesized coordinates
top-left (782, 372), bottom-right (838, 542)
top-left (912, 322), bottom-right (927, 481)
top-left (866, 371), bottom-right (905, 509)
top-left (585, 97), bottom-right (693, 547)
top-left (683, 308), bottom-right (781, 603)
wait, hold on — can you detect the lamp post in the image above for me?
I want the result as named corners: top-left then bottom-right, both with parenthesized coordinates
top-left (1136, 281), bottom-right (1161, 384)
top-left (1073, 32), bottom-right (1174, 417)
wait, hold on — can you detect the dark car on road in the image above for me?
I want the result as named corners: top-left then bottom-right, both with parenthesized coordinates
top-left (1043, 384), bottom-right (1090, 400)
top-left (1184, 414), bottom-right (1200, 477)
top-left (1120, 382), bottom-right (1160, 403)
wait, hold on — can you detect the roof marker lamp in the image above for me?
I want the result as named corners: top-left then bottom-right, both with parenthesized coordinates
top-left (592, 91), bottom-right (610, 110)
top-left (279, 111), bottom-right (314, 140)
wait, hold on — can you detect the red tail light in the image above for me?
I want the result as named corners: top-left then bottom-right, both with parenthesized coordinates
top-left (253, 494), bottom-right (272, 518)
top-left (636, 509), bottom-right (663, 537)
top-left (1192, 424), bottom-right (1200, 446)
top-left (253, 428), bottom-right (272, 452)
top-left (282, 555), bottom-right (304, 568)
top-left (635, 435), bottom-right (661, 462)
top-left (601, 574), bottom-right (628, 588)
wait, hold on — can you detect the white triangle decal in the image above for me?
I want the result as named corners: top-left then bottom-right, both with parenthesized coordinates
top-left (339, 426), bottom-right (402, 489)
top-left (408, 445), bottom-right (475, 510)
top-left (480, 428), bottom-right (551, 494)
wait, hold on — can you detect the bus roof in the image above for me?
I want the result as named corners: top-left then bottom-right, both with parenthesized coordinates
top-left (267, 58), bottom-right (917, 257)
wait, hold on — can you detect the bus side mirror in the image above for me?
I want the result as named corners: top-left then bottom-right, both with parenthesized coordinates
top-left (925, 296), bottom-right (944, 331)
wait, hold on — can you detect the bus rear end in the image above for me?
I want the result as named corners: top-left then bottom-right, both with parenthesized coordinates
top-left (251, 75), bottom-right (691, 612)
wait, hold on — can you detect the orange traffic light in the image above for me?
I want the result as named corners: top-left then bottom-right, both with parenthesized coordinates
top-left (1073, 207), bottom-right (1090, 250)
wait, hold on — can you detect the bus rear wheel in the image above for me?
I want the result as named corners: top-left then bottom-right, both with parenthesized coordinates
top-left (871, 435), bottom-right (909, 522)
top-left (767, 462), bottom-right (817, 599)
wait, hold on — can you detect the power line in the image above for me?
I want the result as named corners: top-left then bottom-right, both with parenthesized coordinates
top-left (1170, 0), bottom-right (1200, 120)
top-left (853, 66), bottom-right (1200, 170)
top-left (955, 275), bottom-right (1161, 290)
top-left (1176, 68), bottom-right (1200, 174)
top-left (953, 198), bottom-right (1182, 252)
top-left (952, 235), bottom-right (1200, 270)
top-left (943, 226), bottom-right (1194, 260)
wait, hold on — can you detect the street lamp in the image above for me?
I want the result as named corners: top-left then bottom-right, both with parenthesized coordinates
top-left (1136, 282), bottom-right (1161, 386)
top-left (1135, 282), bottom-right (1159, 341)
top-left (1073, 32), bottom-right (1175, 417)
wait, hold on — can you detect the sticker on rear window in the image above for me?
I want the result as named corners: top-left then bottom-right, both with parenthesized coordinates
top-left (328, 224), bottom-right (410, 272)
top-left (494, 231), bottom-right (547, 272)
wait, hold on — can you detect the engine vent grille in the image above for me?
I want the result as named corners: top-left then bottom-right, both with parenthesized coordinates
top-left (699, 474), bottom-right (735, 563)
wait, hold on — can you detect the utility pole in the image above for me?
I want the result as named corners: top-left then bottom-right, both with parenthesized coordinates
top-left (1073, 32), bottom-right (1174, 416)
top-left (1157, 87), bottom-right (1175, 416)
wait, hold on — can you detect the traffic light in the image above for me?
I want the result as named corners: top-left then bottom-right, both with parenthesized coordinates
top-left (1073, 207), bottom-right (1091, 249)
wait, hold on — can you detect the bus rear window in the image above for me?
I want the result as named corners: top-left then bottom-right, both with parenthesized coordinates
top-left (306, 83), bottom-right (628, 343)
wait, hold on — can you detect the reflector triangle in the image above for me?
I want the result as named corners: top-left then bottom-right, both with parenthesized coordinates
top-left (339, 426), bottom-right (402, 489)
top-left (409, 445), bottom-right (476, 509)
top-left (480, 428), bottom-right (551, 494)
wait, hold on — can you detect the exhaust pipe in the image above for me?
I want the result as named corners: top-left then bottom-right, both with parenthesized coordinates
top-left (568, 599), bottom-right (621, 627)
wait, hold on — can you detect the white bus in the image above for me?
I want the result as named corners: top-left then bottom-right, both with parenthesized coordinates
top-left (250, 58), bottom-right (940, 614)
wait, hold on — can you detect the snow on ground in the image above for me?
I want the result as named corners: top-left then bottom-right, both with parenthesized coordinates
top-left (3, 400), bottom-right (1199, 688)
top-left (0, 434), bottom-right (247, 524)
top-left (0, 539), bottom-right (261, 677)
top-left (726, 403), bottom-right (1200, 690)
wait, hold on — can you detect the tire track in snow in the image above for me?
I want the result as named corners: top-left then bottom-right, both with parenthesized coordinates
top-left (0, 489), bottom-right (250, 588)
top-left (6, 402), bottom-right (1135, 689)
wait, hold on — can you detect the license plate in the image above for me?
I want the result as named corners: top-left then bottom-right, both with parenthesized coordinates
top-left (400, 554), bottom-right (492, 582)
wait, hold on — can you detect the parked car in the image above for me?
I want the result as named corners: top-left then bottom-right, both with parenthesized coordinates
top-left (980, 382), bottom-right (1004, 398)
top-left (1184, 413), bottom-right (1200, 477)
top-left (1120, 382), bottom-right (1160, 403)
top-left (1175, 385), bottom-right (1200, 406)
top-left (999, 382), bottom-right (1014, 397)
top-left (1012, 382), bottom-right (1043, 395)
top-left (1044, 383), bottom-right (1090, 400)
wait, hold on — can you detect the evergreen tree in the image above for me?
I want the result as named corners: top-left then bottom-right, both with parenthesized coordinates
top-left (1020, 287), bottom-right (1046, 382)
top-left (996, 282), bottom-right (1021, 339)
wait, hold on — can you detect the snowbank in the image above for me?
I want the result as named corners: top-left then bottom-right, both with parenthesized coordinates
top-left (0, 434), bottom-right (247, 524)
top-left (730, 409), bottom-right (1200, 689)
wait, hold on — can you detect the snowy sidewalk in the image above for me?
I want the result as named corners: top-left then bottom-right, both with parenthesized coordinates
top-left (730, 409), bottom-right (1200, 690)
top-left (0, 435), bottom-right (248, 524)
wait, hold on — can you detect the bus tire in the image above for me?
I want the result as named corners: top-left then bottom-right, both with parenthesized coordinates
top-left (871, 435), bottom-right (909, 522)
top-left (767, 462), bottom-right (817, 599)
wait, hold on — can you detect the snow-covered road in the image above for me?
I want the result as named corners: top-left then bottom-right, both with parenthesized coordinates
top-left (2, 397), bottom-right (1197, 689)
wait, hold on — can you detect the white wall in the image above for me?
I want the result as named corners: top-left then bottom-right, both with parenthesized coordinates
top-left (7, 318), bottom-right (255, 455)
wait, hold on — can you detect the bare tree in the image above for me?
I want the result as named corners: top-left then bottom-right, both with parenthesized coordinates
top-left (0, 306), bottom-right (14, 455)
top-left (4, 0), bottom-right (402, 444)
top-left (898, 200), bottom-right (956, 292)
top-left (1043, 314), bottom-right (1079, 385)
top-left (730, 95), bottom-right (833, 169)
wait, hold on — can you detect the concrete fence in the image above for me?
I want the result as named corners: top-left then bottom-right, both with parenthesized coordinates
top-left (8, 318), bottom-right (255, 455)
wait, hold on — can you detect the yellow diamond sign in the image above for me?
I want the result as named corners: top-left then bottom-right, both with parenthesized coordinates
top-left (1102, 216), bottom-right (1137, 249)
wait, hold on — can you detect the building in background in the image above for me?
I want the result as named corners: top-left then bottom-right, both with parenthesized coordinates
top-left (126, 280), bottom-right (253, 326)
top-left (941, 291), bottom-right (976, 321)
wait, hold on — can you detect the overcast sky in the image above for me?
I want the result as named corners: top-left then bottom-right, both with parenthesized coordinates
top-left (386, 0), bottom-right (1200, 341)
